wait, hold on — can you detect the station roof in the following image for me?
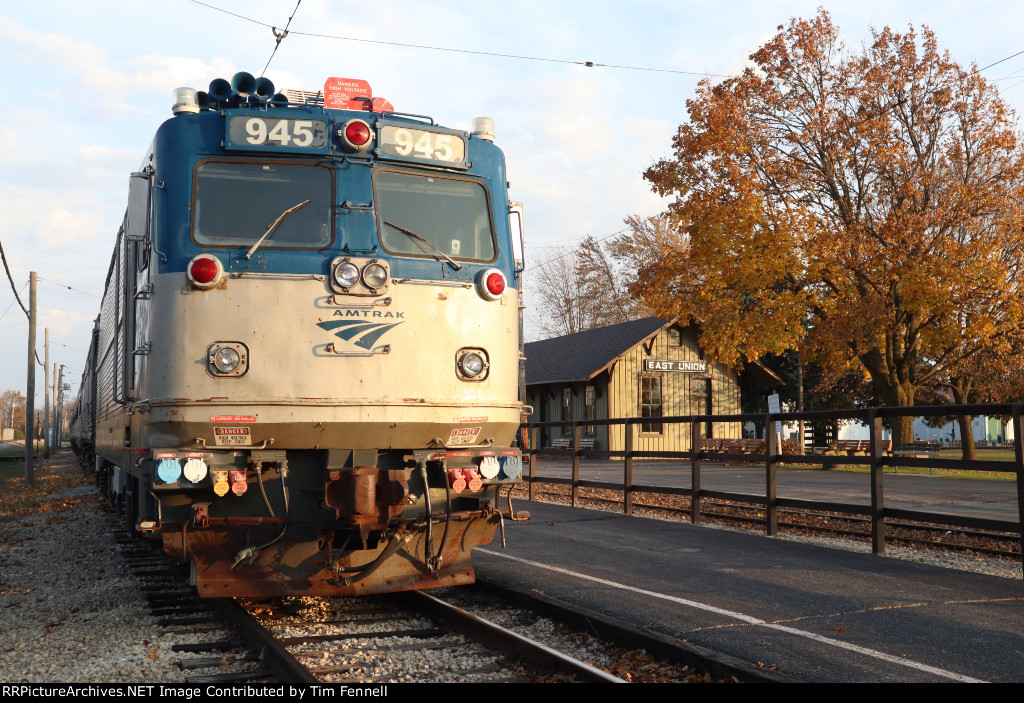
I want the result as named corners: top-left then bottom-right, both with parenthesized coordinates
top-left (525, 317), bottom-right (670, 385)
top-left (524, 317), bottom-right (783, 387)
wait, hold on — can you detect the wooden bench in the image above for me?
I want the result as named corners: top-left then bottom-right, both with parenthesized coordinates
top-left (548, 437), bottom-right (596, 451)
top-left (824, 440), bottom-right (892, 456)
top-left (699, 437), bottom-right (762, 456)
top-left (836, 440), bottom-right (869, 456)
top-left (893, 441), bottom-right (939, 460)
top-left (698, 438), bottom-right (731, 452)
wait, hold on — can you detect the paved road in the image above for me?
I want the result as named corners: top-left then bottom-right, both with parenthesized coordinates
top-left (474, 500), bottom-right (1024, 683)
top-left (526, 458), bottom-right (1020, 523)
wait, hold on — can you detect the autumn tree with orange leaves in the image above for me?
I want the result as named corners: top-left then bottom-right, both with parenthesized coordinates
top-left (617, 10), bottom-right (1024, 446)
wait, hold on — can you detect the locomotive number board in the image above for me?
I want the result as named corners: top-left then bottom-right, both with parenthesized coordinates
top-left (378, 124), bottom-right (468, 168)
top-left (226, 116), bottom-right (330, 153)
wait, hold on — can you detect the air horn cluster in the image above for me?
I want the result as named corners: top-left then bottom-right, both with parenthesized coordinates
top-left (173, 71), bottom-right (290, 114)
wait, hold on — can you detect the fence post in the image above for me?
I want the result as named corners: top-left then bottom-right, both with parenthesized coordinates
top-left (571, 422), bottom-right (581, 508)
top-left (765, 413), bottom-right (778, 535)
top-left (623, 420), bottom-right (634, 515)
top-left (528, 425), bottom-right (538, 502)
top-left (691, 418), bottom-right (702, 524)
top-left (1012, 405), bottom-right (1024, 576)
top-left (869, 409), bottom-right (886, 554)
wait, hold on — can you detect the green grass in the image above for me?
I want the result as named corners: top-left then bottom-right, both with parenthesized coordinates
top-left (0, 441), bottom-right (48, 484)
top-left (781, 448), bottom-right (1018, 481)
top-left (0, 440), bottom-right (45, 458)
top-left (0, 461), bottom-right (24, 483)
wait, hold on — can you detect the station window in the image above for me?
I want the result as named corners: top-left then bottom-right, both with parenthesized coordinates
top-left (584, 385), bottom-right (596, 434)
top-left (639, 375), bottom-right (663, 434)
top-left (668, 327), bottom-right (682, 347)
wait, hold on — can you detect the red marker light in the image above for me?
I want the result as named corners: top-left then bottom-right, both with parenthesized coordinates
top-left (477, 268), bottom-right (506, 300)
top-left (188, 254), bottom-right (223, 290)
top-left (345, 121), bottom-right (371, 146)
top-left (486, 271), bottom-right (505, 297)
top-left (190, 257), bottom-right (219, 284)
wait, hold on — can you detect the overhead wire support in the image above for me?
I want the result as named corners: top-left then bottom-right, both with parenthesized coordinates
top-left (260, 0), bottom-right (302, 77)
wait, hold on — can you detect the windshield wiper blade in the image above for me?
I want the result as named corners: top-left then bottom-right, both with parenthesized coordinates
top-left (384, 221), bottom-right (462, 271)
top-left (245, 199), bottom-right (312, 260)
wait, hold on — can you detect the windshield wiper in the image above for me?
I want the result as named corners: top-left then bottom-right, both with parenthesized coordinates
top-left (384, 221), bottom-right (462, 271)
top-left (245, 199), bottom-right (312, 260)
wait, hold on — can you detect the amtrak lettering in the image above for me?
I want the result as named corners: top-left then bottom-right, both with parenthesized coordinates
top-left (332, 309), bottom-right (406, 318)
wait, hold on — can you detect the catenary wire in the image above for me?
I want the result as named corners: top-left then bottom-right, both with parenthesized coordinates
top-left (190, 0), bottom-right (728, 78)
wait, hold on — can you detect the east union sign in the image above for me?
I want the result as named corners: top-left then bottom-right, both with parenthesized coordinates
top-left (643, 360), bottom-right (708, 373)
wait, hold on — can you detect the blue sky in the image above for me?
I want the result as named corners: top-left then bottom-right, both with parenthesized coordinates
top-left (2, 0), bottom-right (1023, 404)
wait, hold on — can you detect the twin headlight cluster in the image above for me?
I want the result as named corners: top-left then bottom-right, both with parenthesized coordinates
top-left (331, 257), bottom-right (389, 295)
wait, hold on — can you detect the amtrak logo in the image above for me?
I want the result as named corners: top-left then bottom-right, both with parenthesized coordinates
top-left (317, 315), bottom-right (405, 350)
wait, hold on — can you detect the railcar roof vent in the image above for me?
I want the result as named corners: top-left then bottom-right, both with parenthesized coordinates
top-left (283, 89), bottom-right (324, 105)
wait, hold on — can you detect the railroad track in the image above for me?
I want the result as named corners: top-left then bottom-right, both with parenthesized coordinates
top-left (525, 485), bottom-right (1022, 561)
top-left (108, 507), bottom-right (782, 683)
top-left (235, 591), bottom-right (628, 683)
top-left (113, 525), bottom-right (698, 683)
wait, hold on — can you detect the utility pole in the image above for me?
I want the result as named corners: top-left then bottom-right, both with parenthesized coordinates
top-left (25, 272), bottom-right (35, 484)
top-left (43, 328), bottom-right (49, 458)
top-left (55, 365), bottom-right (64, 449)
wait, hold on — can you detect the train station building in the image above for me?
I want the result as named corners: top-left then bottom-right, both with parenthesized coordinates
top-left (524, 317), bottom-right (781, 454)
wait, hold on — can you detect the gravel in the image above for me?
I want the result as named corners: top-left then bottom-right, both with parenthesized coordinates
top-left (1, 454), bottom-right (1017, 683)
top-left (0, 456), bottom-right (235, 683)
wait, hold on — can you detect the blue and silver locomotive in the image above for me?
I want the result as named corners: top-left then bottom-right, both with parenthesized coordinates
top-left (71, 72), bottom-right (526, 598)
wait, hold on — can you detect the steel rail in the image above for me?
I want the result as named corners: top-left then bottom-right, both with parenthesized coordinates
top-left (211, 598), bottom-right (320, 683)
top-left (401, 590), bottom-right (628, 683)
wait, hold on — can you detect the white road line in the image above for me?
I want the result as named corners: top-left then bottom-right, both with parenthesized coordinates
top-left (477, 548), bottom-right (986, 683)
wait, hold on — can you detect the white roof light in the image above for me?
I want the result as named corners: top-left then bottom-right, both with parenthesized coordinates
top-left (471, 116), bottom-right (495, 142)
top-left (172, 87), bottom-right (200, 115)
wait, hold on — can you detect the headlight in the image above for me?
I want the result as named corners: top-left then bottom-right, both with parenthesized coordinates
top-left (212, 347), bottom-right (240, 373)
top-left (456, 348), bottom-right (489, 381)
top-left (334, 261), bottom-right (360, 288)
top-left (460, 353), bottom-right (485, 376)
top-left (362, 262), bottom-right (388, 289)
top-left (207, 342), bottom-right (248, 377)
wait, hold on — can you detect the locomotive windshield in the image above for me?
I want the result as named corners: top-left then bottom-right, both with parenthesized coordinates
top-left (193, 162), bottom-right (333, 249)
top-left (375, 171), bottom-right (496, 263)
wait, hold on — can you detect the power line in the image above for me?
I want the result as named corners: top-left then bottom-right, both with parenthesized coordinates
top-left (0, 240), bottom-right (28, 318)
top-left (531, 225), bottom-right (634, 270)
top-left (0, 282), bottom-right (27, 325)
top-left (191, 0), bottom-right (728, 78)
top-left (36, 276), bottom-right (101, 299)
top-left (978, 49), bottom-right (1024, 74)
top-left (260, 0), bottom-right (302, 77)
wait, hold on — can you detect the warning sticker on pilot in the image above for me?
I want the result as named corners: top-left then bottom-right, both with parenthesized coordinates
top-left (214, 426), bottom-right (252, 446)
top-left (447, 427), bottom-right (481, 445)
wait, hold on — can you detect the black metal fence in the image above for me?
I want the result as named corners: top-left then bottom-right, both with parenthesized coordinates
top-left (519, 403), bottom-right (1024, 572)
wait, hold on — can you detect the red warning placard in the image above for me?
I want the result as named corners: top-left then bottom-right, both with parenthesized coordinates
top-left (324, 77), bottom-right (372, 110)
